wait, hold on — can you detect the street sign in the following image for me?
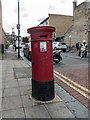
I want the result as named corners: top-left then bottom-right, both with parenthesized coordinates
top-left (12, 31), bottom-right (15, 39)
top-left (17, 24), bottom-right (20, 29)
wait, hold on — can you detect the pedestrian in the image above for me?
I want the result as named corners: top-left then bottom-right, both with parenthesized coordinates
top-left (78, 43), bottom-right (81, 56)
top-left (82, 40), bottom-right (87, 47)
top-left (14, 40), bottom-right (16, 51)
top-left (81, 40), bottom-right (88, 57)
top-left (5, 41), bottom-right (8, 49)
top-left (76, 42), bottom-right (79, 51)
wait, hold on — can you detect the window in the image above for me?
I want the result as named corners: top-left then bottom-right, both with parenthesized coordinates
top-left (88, 0), bottom-right (90, 8)
top-left (88, 19), bottom-right (90, 31)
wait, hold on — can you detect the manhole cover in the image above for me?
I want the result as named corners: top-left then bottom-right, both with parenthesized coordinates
top-left (13, 67), bottom-right (32, 79)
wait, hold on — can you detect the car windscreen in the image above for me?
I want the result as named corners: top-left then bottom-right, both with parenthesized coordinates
top-left (60, 43), bottom-right (66, 45)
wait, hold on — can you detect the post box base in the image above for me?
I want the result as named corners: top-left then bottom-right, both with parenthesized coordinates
top-left (32, 79), bottom-right (55, 101)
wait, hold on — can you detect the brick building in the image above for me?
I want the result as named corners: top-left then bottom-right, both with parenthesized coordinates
top-left (64, 0), bottom-right (89, 48)
top-left (0, 0), bottom-right (3, 53)
top-left (88, 0), bottom-right (90, 51)
top-left (39, 14), bottom-right (73, 41)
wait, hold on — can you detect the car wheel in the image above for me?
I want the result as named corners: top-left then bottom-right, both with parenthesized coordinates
top-left (64, 49), bottom-right (66, 52)
top-left (55, 57), bottom-right (60, 63)
top-left (54, 47), bottom-right (57, 51)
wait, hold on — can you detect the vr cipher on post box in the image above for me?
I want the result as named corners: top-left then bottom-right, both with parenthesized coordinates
top-left (27, 26), bottom-right (55, 101)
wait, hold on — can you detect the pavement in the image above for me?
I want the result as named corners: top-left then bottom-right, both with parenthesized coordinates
top-left (0, 45), bottom-right (88, 119)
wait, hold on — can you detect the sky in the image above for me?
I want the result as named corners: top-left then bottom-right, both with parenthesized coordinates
top-left (1, 0), bottom-right (85, 37)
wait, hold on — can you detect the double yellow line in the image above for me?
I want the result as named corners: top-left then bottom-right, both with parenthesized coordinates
top-left (54, 71), bottom-right (90, 100)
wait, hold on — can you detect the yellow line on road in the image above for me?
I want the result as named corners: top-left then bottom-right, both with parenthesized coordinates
top-left (54, 71), bottom-right (90, 94)
top-left (54, 73), bottom-right (90, 100)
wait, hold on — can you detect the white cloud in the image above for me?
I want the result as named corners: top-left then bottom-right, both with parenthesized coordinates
top-left (48, 5), bottom-right (56, 12)
top-left (1, 0), bottom-right (85, 37)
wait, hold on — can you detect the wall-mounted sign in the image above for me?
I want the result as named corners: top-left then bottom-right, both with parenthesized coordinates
top-left (17, 24), bottom-right (20, 29)
top-left (40, 42), bottom-right (47, 52)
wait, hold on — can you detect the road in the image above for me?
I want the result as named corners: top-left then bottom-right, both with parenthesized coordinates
top-left (54, 52), bottom-right (89, 109)
top-left (20, 49), bottom-right (89, 110)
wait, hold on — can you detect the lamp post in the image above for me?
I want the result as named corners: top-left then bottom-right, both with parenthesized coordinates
top-left (69, 35), bottom-right (71, 51)
top-left (17, 0), bottom-right (20, 58)
top-left (12, 28), bottom-right (14, 33)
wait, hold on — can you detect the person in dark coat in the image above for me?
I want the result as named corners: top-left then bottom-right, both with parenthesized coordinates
top-left (76, 42), bottom-right (79, 51)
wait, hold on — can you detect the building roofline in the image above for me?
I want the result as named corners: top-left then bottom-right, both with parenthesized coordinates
top-left (48, 13), bottom-right (73, 17)
top-left (75, 1), bottom-right (86, 9)
top-left (38, 14), bottom-right (73, 25)
top-left (38, 17), bottom-right (49, 25)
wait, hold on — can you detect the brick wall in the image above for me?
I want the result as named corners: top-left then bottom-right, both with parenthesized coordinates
top-left (64, 2), bottom-right (88, 47)
top-left (0, 0), bottom-right (4, 53)
top-left (0, 0), bottom-right (3, 45)
top-left (48, 14), bottom-right (73, 37)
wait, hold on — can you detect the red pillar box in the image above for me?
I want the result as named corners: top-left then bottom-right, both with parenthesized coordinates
top-left (27, 26), bottom-right (55, 101)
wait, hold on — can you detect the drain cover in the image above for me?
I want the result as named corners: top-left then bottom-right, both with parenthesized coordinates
top-left (13, 67), bottom-right (32, 79)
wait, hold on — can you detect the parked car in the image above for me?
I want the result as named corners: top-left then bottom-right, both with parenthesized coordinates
top-left (53, 42), bottom-right (67, 52)
top-left (23, 42), bottom-right (31, 61)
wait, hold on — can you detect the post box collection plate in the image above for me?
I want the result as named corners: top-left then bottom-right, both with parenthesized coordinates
top-left (40, 42), bottom-right (47, 52)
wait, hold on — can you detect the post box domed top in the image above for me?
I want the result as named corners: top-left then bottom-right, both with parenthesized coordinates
top-left (27, 26), bottom-right (55, 34)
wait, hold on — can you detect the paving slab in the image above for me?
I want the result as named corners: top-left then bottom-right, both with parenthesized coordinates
top-left (2, 82), bottom-right (4, 91)
top-left (3, 87), bottom-right (20, 97)
top-left (19, 86), bottom-right (31, 96)
top-left (13, 67), bottom-right (32, 79)
top-left (21, 95), bottom-right (33, 108)
top-left (18, 78), bottom-right (31, 81)
top-left (4, 80), bottom-right (19, 89)
top-left (24, 105), bottom-right (51, 118)
top-left (4, 78), bottom-right (17, 83)
top-left (0, 75), bottom-right (2, 81)
top-left (45, 102), bottom-right (75, 118)
top-left (6, 72), bottom-right (14, 75)
top-left (18, 78), bottom-right (32, 86)
top-left (66, 101), bottom-right (88, 118)
top-left (0, 88), bottom-right (2, 98)
top-left (0, 98), bottom-right (2, 112)
top-left (18, 79), bottom-right (31, 87)
top-left (0, 83), bottom-right (2, 90)
top-left (5, 74), bottom-right (14, 79)
top-left (2, 76), bottom-right (6, 82)
top-left (20, 61), bottom-right (29, 68)
top-left (0, 111), bottom-right (2, 119)
top-left (2, 108), bottom-right (25, 118)
top-left (55, 83), bottom-right (89, 118)
top-left (2, 96), bottom-right (23, 111)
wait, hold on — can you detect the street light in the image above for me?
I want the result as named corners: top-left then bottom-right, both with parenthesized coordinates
top-left (69, 35), bottom-right (71, 51)
top-left (17, 0), bottom-right (20, 58)
top-left (12, 28), bottom-right (14, 33)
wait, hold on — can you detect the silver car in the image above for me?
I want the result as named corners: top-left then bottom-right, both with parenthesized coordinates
top-left (53, 42), bottom-right (67, 52)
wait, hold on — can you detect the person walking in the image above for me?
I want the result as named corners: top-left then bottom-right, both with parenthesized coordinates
top-left (81, 40), bottom-right (88, 57)
top-left (78, 43), bottom-right (81, 56)
top-left (76, 42), bottom-right (79, 51)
